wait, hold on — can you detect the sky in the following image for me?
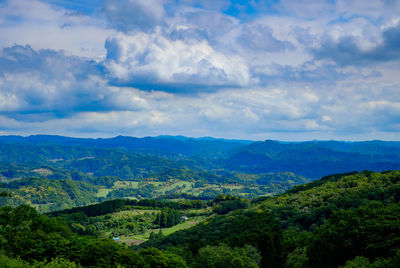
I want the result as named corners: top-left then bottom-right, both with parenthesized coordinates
top-left (0, 0), bottom-right (399, 140)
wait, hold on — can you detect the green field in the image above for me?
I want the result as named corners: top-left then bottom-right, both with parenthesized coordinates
top-left (123, 215), bottom-right (207, 245)
top-left (110, 209), bottom-right (158, 219)
top-left (157, 181), bottom-right (192, 192)
top-left (95, 188), bottom-right (113, 197)
top-left (113, 181), bottom-right (139, 189)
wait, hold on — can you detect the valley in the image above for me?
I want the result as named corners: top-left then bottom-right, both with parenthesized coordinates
top-left (0, 135), bottom-right (400, 267)
top-left (1, 135), bottom-right (399, 213)
top-left (2, 1), bottom-right (398, 267)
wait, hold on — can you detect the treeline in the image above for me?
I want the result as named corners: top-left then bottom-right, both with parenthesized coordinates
top-left (49, 198), bottom-right (208, 217)
top-left (126, 198), bottom-right (207, 210)
top-left (156, 192), bottom-right (212, 201)
top-left (154, 208), bottom-right (182, 228)
top-left (142, 209), bottom-right (284, 268)
top-left (0, 205), bottom-right (188, 267)
top-left (0, 205), bottom-right (262, 267)
top-left (285, 170), bottom-right (360, 194)
top-left (0, 177), bottom-right (100, 212)
top-left (209, 195), bottom-right (249, 215)
top-left (48, 199), bottom-right (127, 217)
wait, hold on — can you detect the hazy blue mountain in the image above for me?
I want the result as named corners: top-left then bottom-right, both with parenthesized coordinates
top-left (1, 135), bottom-right (400, 179)
top-left (0, 135), bottom-right (248, 160)
top-left (224, 140), bottom-right (400, 178)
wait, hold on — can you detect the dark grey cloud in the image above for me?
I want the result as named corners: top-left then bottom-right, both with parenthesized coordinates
top-left (0, 45), bottom-right (100, 79)
top-left (0, 45), bottom-right (118, 119)
top-left (313, 22), bottom-right (400, 66)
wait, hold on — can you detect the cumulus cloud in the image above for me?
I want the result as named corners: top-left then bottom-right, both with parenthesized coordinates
top-left (2, 78), bottom-right (400, 140)
top-left (104, 32), bottom-right (251, 92)
top-left (167, 8), bottom-right (238, 44)
top-left (0, 45), bottom-right (116, 118)
top-left (0, 46), bottom-right (398, 140)
top-left (0, 0), bottom-right (400, 140)
top-left (313, 21), bottom-right (400, 65)
top-left (0, 0), bottom-right (113, 58)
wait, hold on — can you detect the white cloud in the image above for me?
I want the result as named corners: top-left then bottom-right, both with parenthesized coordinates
top-left (0, 0), bottom-right (400, 140)
top-left (1, 77), bottom-right (400, 140)
top-left (0, 0), bottom-right (113, 58)
top-left (104, 31), bottom-right (251, 91)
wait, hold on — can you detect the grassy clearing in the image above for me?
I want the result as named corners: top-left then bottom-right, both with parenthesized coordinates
top-left (234, 173), bottom-right (259, 181)
top-left (139, 180), bottom-right (162, 187)
top-left (186, 207), bottom-right (212, 215)
top-left (110, 209), bottom-right (158, 219)
top-left (128, 216), bottom-right (206, 243)
top-left (221, 184), bottom-right (244, 190)
top-left (113, 181), bottom-right (139, 189)
top-left (31, 168), bottom-right (53, 176)
top-left (137, 179), bottom-right (194, 195)
top-left (98, 179), bottom-right (195, 199)
top-left (119, 237), bottom-right (145, 245)
top-left (160, 181), bottom-right (192, 191)
top-left (187, 183), bottom-right (247, 196)
top-left (95, 188), bottom-right (112, 198)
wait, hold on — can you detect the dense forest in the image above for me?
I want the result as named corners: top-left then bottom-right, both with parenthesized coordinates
top-left (1, 135), bottom-right (400, 212)
top-left (1, 136), bottom-right (400, 267)
top-left (0, 170), bottom-right (399, 267)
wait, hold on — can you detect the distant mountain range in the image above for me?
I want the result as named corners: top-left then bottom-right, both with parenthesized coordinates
top-left (0, 135), bottom-right (399, 179)
top-left (225, 140), bottom-right (400, 178)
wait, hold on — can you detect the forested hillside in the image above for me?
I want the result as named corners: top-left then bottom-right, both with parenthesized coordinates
top-left (0, 170), bottom-right (399, 267)
top-left (141, 170), bottom-right (400, 267)
top-left (1, 135), bottom-right (399, 179)
top-left (225, 140), bottom-right (400, 178)
top-left (0, 136), bottom-right (400, 265)
top-left (0, 135), bottom-right (399, 212)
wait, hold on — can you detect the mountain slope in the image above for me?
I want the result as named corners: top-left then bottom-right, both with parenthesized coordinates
top-left (225, 140), bottom-right (400, 178)
top-left (1, 169), bottom-right (400, 267)
top-left (142, 170), bottom-right (400, 267)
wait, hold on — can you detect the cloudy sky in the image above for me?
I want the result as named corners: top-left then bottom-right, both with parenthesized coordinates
top-left (0, 0), bottom-right (399, 140)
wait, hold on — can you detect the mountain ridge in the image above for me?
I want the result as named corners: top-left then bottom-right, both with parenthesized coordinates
top-left (1, 135), bottom-right (400, 179)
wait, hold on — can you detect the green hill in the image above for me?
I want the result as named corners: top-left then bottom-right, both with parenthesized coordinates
top-left (140, 170), bottom-right (400, 267)
top-left (0, 170), bottom-right (400, 267)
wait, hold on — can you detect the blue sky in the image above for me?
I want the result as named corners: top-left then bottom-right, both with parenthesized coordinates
top-left (0, 0), bottom-right (399, 140)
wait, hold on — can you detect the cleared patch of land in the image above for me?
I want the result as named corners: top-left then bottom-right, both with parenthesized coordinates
top-left (31, 168), bottom-right (53, 176)
top-left (96, 188), bottom-right (113, 197)
top-left (110, 209), bottom-right (158, 219)
top-left (113, 181), bottom-right (139, 189)
top-left (125, 216), bottom-right (206, 245)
